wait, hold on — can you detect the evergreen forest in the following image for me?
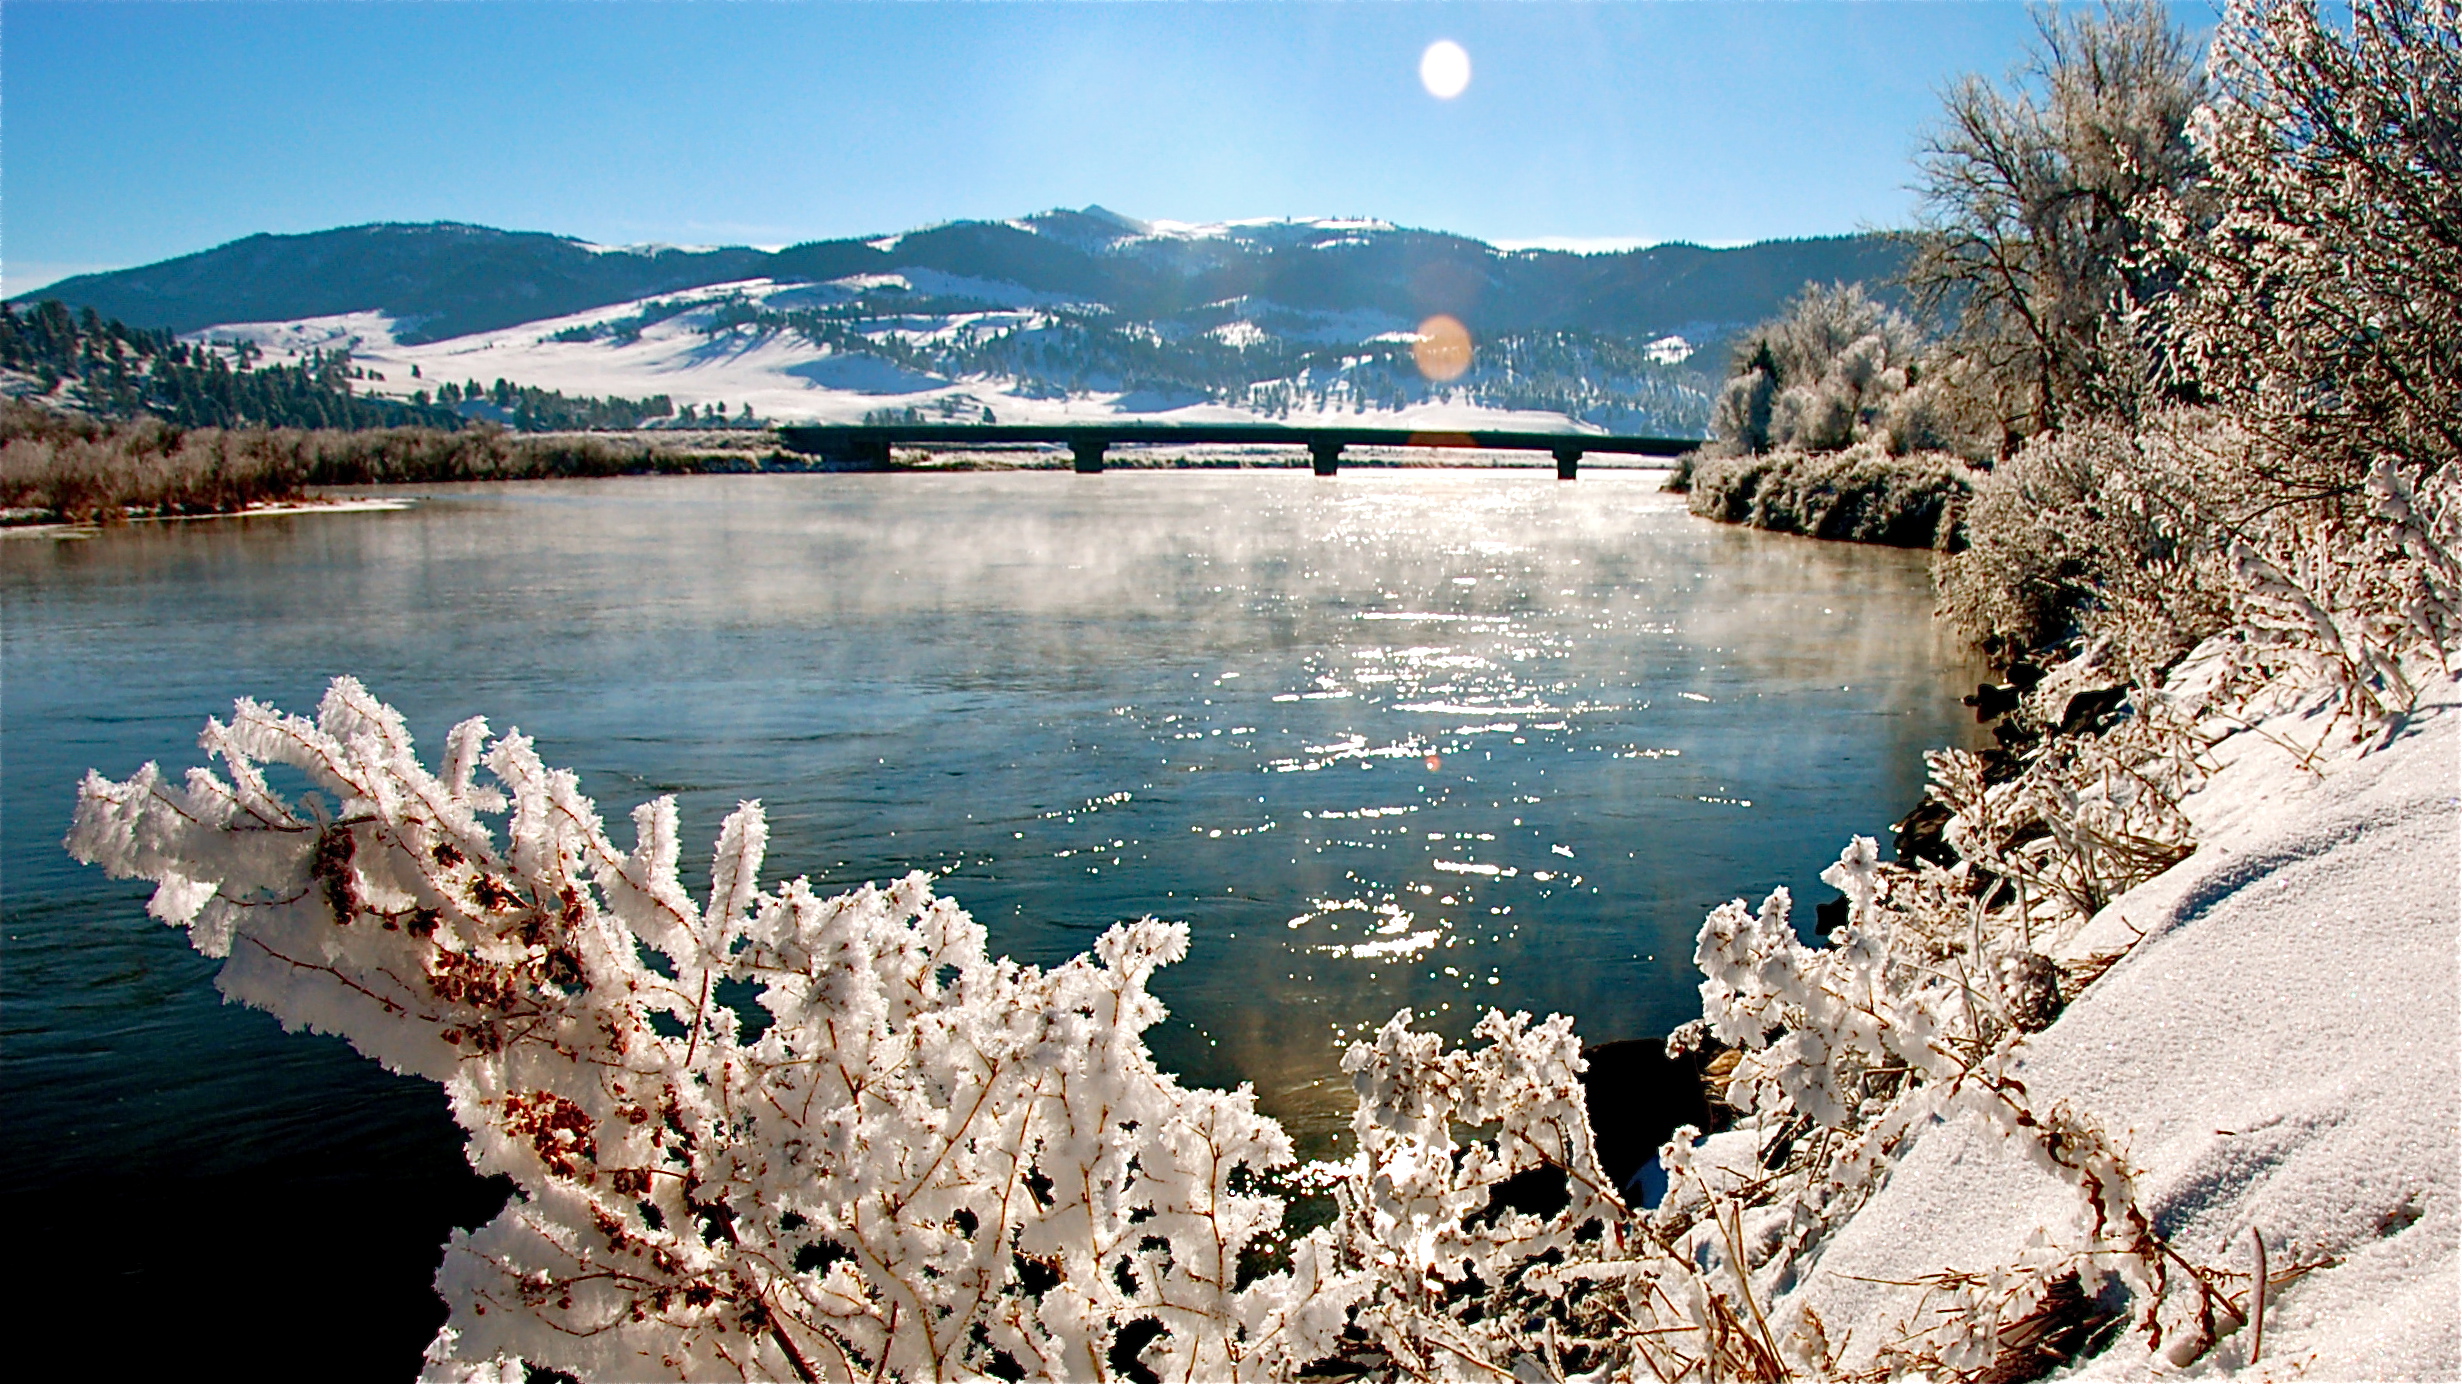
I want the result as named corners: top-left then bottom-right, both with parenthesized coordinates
top-left (0, 299), bottom-right (674, 434)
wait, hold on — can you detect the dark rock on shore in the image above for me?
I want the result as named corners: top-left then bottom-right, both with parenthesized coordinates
top-left (1580, 1038), bottom-right (1731, 1193)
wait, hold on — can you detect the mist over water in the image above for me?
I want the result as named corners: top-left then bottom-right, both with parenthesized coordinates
top-left (4, 471), bottom-right (1982, 1183)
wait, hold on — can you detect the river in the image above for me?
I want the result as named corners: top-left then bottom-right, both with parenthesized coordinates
top-left (1, 470), bottom-right (1982, 1370)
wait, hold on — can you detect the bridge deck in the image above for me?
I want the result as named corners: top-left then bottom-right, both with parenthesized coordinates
top-left (777, 423), bottom-right (1700, 456)
top-left (775, 423), bottom-right (1699, 477)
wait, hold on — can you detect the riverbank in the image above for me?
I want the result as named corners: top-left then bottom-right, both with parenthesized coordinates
top-left (0, 495), bottom-right (416, 539)
top-left (1691, 656), bottom-right (2460, 1377)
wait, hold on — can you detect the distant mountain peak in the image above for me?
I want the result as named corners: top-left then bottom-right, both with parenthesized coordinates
top-left (1077, 204), bottom-right (1148, 233)
top-left (1016, 205), bottom-right (1155, 251)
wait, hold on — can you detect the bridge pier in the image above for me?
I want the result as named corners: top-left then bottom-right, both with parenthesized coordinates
top-left (1071, 439), bottom-right (1107, 474)
top-left (1554, 446), bottom-right (1583, 480)
top-left (827, 439), bottom-right (892, 470)
top-left (1310, 440), bottom-right (1343, 477)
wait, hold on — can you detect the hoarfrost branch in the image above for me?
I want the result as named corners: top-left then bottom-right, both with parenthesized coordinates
top-left (67, 678), bottom-right (1348, 1382)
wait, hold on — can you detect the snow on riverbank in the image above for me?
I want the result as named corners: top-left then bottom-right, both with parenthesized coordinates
top-left (0, 495), bottom-right (415, 539)
top-left (1766, 670), bottom-right (2459, 1377)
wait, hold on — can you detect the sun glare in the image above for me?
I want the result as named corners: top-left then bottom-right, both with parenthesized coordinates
top-left (1413, 315), bottom-right (1473, 381)
top-left (1419, 40), bottom-right (1472, 100)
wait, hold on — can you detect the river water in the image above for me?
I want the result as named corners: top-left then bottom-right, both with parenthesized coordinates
top-left (1, 471), bottom-right (1981, 1368)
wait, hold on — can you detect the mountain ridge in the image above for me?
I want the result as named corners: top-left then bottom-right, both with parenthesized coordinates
top-left (24, 213), bottom-right (1908, 347)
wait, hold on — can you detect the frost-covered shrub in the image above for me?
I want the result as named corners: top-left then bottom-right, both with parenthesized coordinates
top-left (73, 675), bottom-right (2315, 1382)
top-left (1930, 410), bottom-right (2455, 938)
top-left (64, 680), bottom-right (1795, 1384)
top-left (1938, 410), bottom-right (2247, 676)
top-left (1943, 405), bottom-right (2462, 725)
top-left (1707, 283), bottom-right (1951, 459)
top-left (1685, 443), bottom-right (1976, 549)
top-left (1315, 1008), bottom-right (1648, 1378)
top-left (1689, 285), bottom-right (1982, 547)
top-left (1929, 692), bottom-right (2207, 931)
top-left (67, 680), bottom-right (1350, 1382)
top-left (1649, 835), bottom-right (2216, 1375)
top-left (61, 677), bottom-right (1870, 1384)
top-left (2222, 458), bottom-right (2462, 729)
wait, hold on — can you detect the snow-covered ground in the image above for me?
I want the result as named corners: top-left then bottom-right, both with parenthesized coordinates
top-left (183, 276), bottom-right (1631, 433)
top-left (1742, 670), bottom-right (2460, 1377)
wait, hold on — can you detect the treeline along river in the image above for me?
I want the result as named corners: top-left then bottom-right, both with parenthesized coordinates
top-left (1, 471), bottom-right (1983, 1372)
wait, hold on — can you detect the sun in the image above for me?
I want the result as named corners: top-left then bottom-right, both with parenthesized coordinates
top-left (1419, 40), bottom-right (1471, 100)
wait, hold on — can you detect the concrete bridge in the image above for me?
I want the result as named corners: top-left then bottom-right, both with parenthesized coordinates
top-left (774, 423), bottom-right (1702, 479)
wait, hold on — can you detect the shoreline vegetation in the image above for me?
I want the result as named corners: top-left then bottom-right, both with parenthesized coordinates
top-left (1673, 444), bottom-right (1974, 550)
top-left (0, 400), bottom-right (792, 526)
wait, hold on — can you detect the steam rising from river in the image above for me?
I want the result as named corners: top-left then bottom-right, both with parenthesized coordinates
top-left (7, 469), bottom-right (1983, 1156)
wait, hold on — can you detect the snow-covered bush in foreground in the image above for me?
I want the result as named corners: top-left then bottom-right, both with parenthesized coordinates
top-left (71, 681), bottom-right (1793, 1382)
top-left (67, 680), bottom-right (1351, 1382)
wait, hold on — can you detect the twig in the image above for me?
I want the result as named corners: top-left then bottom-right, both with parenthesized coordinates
top-left (1717, 1199), bottom-right (1792, 1382)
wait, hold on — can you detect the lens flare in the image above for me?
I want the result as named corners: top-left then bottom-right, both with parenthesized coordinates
top-left (1412, 315), bottom-right (1473, 382)
top-left (1419, 40), bottom-right (1471, 100)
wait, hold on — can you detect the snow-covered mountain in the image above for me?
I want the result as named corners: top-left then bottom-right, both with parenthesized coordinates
top-left (24, 212), bottom-right (1909, 433)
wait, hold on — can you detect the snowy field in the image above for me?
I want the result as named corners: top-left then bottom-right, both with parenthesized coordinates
top-left (189, 278), bottom-right (1639, 433)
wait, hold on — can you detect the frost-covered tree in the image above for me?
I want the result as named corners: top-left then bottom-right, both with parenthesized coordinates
top-left (2152, 0), bottom-right (2462, 497)
top-left (1938, 0), bottom-right (2462, 701)
top-left (1707, 282), bottom-right (1942, 457)
top-left (1907, 0), bottom-right (2209, 449)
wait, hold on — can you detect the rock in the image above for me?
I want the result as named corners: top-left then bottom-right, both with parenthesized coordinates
top-left (2002, 951), bottom-right (2064, 1032)
top-left (1895, 798), bottom-right (1957, 868)
top-left (1579, 1038), bottom-right (1730, 1194)
top-left (1965, 680), bottom-right (2027, 721)
top-left (2058, 685), bottom-right (2130, 738)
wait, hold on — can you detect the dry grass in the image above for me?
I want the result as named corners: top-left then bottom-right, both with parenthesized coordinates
top-left (0, 401), bottom-right (752, 525)
top-left (0, 405), bottom-right (300, 523)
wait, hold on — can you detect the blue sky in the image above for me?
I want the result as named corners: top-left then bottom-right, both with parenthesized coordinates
top-left (2, 2), bottom-right (2211, 296)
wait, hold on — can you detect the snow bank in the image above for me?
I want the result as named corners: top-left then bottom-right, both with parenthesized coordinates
top-left (1782, 675), bottom-right (2460, 1378)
